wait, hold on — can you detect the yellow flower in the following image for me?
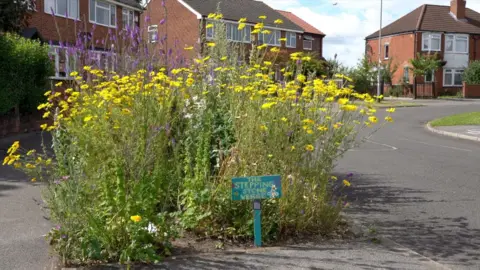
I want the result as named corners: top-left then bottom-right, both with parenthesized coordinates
top-left (214, 13), bottom-right (223, 20)
top-left (305, 144), bottom-right (315, 152)
top-left (341, 104), bottom-right (357, 111)
top-left (368, 116), bottom-right (378, 124)
top-left (274, 19), bottom-right (283, 24)
top-left (257, 44), bottom-right (267, 50)
top-left (337, 98), bottom-right (349, 105)
top-left (206, 23), bottom-right (214, 29)
top-left (207, 42), bottom-right (216, 47)
top-left (302, 56), bottom-right (311, 61)
top-left (281, 117), bottom-right (288, 122)
top-left (45, 159), bottom-right (52, 166)
top-left (83, 66), bottom-right (92, 71)
top-left (259, 125), bottom-right (268, 131)
top-left (80, 84), bottom-right (89, 90)
top-left (7, 141), bottom-right (20, 154)
top-left (302, 119), bottom-right (314, 125)
top-left (43, 112), bottom-right (50, 119)
top-left (259, 15), bottom-right (267, 20)
top-left (279, 38), bottom-right (287, 42)
top-left (238, 17), bottom-right (247, 23)
top-left (186, 78), bottom-right (194, 86)
top-left (306, 129), bottom-right (314, 134)
top-left (325, 97), bottom-right (334, 102)
top-left (296, 74), bottom-right (306, 82)
top-left (26, 163), bottom-right (36, 169)
top-left (254, 22), bottom-right (264, 29)
top-left (69, 71), bottom-right (79, 77)
top-left (55, 82), bottom-right (63, 87)
top-left (386, 107), bottom-right (396, 113)
top-left (268, 154), bottom-right (273, 158)
top-left (270, 47), bottom-right (280, 53)
top-left (252, 29), bottom-right (260, 34)
top-left (317, 125), bottom-right (328, 132)
top-left (261, 30), bottom-right (271, 34)
top-left (26, 150), bottom-right (36, 156)
top-left (359, 109), bottom-right (366, 115)
top-left (331, 176), bottom-right (338, 181)
top-left (333, 122), bottom-right (343, 129)
top-left (238, 23), bottom-right (246, 30)
top-left (291, 145), bottom-right (296, 151)
top-left (130, 215), bottom-right (142, 222)
top-left (31, 178), bottom-right (37, 182)
top-left (43, 91), bottom-right (51, 97)
top-left (208, 13), bottom-right (216, 19)
top-left (263, 61), bottom-right (272, 66)
top-left (184, 46), bottom-right (194, 50)
top-left (343, 179), bottom-right (351, 187)
top-left (261, 102), bottom-right (277, 109)
top-left (84, 115), bottom-right (93, 122)
top-left (385, 116), bottom-right (394, 122)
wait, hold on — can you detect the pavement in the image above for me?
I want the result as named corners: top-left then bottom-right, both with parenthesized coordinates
top-left (427, 125), bottom-right (480, 142)
top-left (2, 99), bottom-right (480, 270)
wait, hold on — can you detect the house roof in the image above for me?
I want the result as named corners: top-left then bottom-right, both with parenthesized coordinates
top-left (366, 4), bottom-right (480, 39)
top-left (116, 0), bottom-right (143, 10)
top-left (276, 10), bottom-right (325, 36)
top-left (181, 0), bottom-right (303, 32)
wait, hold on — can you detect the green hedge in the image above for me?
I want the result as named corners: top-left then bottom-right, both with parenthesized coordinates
top-left (0, 33), bottom-right (53, 115)
top-left (463, 61), bottom-right (480, 85)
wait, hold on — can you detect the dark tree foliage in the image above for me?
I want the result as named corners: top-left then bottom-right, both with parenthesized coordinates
top-left (0, 0), bottom-right (32, 33)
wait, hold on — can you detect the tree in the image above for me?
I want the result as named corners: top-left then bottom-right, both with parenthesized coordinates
top-left (349, 55), bottom-right (376, 93)
top-left (409, 53), bottom-right (442, 77)
top-left (380, 58), bottom-right (398, 87)
top-left (0, 0), bottom-right (31, 33)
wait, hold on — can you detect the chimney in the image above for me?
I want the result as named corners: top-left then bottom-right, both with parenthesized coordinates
top-left (451, 0), bottom-right (467, 20)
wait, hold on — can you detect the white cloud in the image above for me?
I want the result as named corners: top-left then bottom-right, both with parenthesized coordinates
top-left (262, 0), bottom-right (480, 67)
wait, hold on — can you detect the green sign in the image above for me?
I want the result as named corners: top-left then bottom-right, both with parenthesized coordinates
top-left (232, 175), bottom-right (282, 201)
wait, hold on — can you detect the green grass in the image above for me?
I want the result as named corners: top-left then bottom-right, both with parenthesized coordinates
top-left (430, 112), bottom-right (480, 126)
top-left (354, 100), bottom-right (423, 108)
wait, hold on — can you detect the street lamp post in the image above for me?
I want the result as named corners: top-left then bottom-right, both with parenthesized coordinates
top-left (377, 0), bottom-right (383, 100)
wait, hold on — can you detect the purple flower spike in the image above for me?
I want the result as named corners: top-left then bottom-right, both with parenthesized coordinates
top-left (347, 173), bottom-right (353, 178)
top-left (162, 0), bottom-right (165, 7)
top-left (160, 18), bottom-right (166, 25)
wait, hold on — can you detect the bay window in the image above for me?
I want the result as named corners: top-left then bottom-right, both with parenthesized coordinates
top-left (44, 0), bottom-right (79, 19)
top-left (90, 0), bottom-right (117, 27)
top-left (122, 8), bottom-right (135, 29)
top-left (444, 69), bottom-right (464, 86)
top-left (259, 29), bottom-right (281, 46)
top-left (286, 32), bottom-right (296, 48)
top-left (422, 32), bottom-right (441, 52)
top-left (445, 34), bottom-right (468, 53)
top-left (226, 22), bottom-right (251, 43)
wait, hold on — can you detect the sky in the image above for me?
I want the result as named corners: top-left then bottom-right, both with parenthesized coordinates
top-left (261, 0), bottom-right (480, 67)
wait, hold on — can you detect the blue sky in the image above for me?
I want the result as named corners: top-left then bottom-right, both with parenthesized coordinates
top-left (262, 0), bottom-right (480, 67)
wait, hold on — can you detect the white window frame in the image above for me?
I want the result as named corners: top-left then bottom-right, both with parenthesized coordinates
top-left (44, 0), bottom-right (79, 20)
top-left (286, 32), bottom-right (296, 48)
top-left (148, 25), bottom-right (158, 43)
top-left (424, 69), bottom-right (435, 83)
top-left (422, 32), bottom-right (441, 52)
top-left (443, 69), bottom-right (464, 87)
top-left (445, 34), bottom-right (469, 53)
top-left (89, 0), bottom-right (117, 28)
top-left (259, 29), bottom-right (281, 46)
top-left (49, 46), bottom-right (77, 80)
top-left (226, 22), bottom-right (251, 43)
top-left (384, 43), bottom-right (389, 59)
top-left (122, 8), bottom-right (135, 29)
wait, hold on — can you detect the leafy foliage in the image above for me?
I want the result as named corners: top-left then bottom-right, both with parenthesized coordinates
top-left (463, 61), bottom-right (480, 85)
top-left (0, 0), bottom-right (31, 32)
top-left (349, 56), bottom-right (376, 93)
top-left (409, 53), bottom-right (441, 76)
top-left (0, 33), bottom-right (53, 114)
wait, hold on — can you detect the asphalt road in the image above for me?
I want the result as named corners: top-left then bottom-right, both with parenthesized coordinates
top-left (337, 100), bottom-right (480, 270)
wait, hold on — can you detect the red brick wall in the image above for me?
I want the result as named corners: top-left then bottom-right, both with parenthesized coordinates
top-left (367, 33), bottom-right (416, 85)
top-left (142, 0), bottom-right (200, 57)
top-left (29, 0), bottom-right (140, 45)
top-left (463, 83), bottom-right (480, 98)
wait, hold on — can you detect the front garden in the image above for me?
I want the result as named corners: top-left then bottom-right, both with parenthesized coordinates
top-left (2, 15), bottom-right (393, 266)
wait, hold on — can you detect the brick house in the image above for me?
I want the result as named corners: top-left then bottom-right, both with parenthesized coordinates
top-left (365, 0), bottom-right (480, 97)
top-left (142, 0), bottom-right (325, 61)
top-left (276, 10), bottom-right (325, 59)
top-left (24, 0), bottom-right (142, 80)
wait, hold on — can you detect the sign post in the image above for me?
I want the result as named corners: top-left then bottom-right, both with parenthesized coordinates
top-left (232, 175), bottom-right (282, 247)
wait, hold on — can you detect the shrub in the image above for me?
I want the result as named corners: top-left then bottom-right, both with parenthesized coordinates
top-left (463, 61), bottom-right (480, 85)
top-left (0, 33), bottom-right (53, 115)
top-left (2, 15), bottom-right (394, 266)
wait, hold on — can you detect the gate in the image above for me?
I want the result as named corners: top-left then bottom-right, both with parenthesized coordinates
top-left (416, 82), bottom-right (436, 98)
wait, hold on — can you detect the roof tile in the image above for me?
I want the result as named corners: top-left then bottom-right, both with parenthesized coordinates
top-left (276, 10), bottom-right (325, 36)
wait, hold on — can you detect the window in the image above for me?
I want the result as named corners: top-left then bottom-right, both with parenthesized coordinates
top-left (403, 67), bottom-right (409, 83)
top-left (425, 69), bottom-right (434, 82)
top-left (148, 25), bottom-right (158, 43)
top-left (384, 44), bottom-right (389, 59)
top-left (303, 35), bottom-right (314, 50)
top-left (445, 34), bottom-right (468, 53)
top-left (226, 22), bottom-right (251, 43)
top-left (422, 32), bottom-right (441, 51)
top-left (89, 0), bottom-right (116, 27)
top-left (206, 23), bottom-right (214, 39)
top-left (44, 0), bottom-right (79, 19)
top-left (286, 32), bottom-right (296, 48)
top-left (259, 29), bottom-right (281, 46)
top-left (122, 8), bottom-right (135, 29)
top-left (49, 46), bottom-right (77, 79)
top-left (444, 69), bottom-right (464, 86)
